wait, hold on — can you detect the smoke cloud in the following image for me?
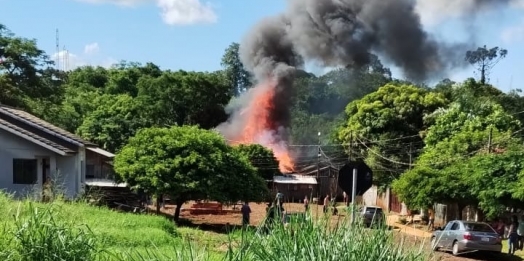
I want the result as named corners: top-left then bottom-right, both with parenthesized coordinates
top-left (216, 0), bottom-right (515, 169)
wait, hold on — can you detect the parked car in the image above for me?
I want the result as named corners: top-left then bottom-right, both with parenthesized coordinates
top-left (360, 206), bottom-right (385, 227)
top-left (431, 220), bottom-right (502, 256)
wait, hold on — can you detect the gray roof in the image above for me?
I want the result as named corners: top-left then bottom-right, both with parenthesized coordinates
top-left (0, 118), bottom-right (75, 155)
top-left (0, 105), bottom-right (94, 147)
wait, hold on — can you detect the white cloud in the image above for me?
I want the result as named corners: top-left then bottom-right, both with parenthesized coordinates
top-left (156, 0), bottom-right (217, 25)
top-left (51, 43), bottom-right (117, 71)
top-left (501, 19), bottom-right (524, 43)
top-left (84, 42), bottom-right (100, 55)
top-left (52, 50), bottom-right (87, 71)
top-left (415, 0), bottom-right (492, 27)
top-left (75, 0), bottom-right (217, 26)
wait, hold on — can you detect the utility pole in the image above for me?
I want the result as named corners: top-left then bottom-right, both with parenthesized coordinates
top-left (488, 127), bottom-right (493, 153)
top-left (408, 142), bottom-right (413, 170)
top-left (316, 132), bottom-right (321, 218)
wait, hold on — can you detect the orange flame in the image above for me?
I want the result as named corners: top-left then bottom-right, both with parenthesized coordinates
top-left (229, 80), bottom-right (295, 173)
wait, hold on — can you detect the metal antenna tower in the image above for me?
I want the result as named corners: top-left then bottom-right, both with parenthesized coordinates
top-left (55, 29), bottom-right (60, 70)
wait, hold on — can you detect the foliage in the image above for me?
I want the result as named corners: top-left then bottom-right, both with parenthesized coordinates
top-left (136, 70), bottom-right (232, 129)
top-left (221, 42), bottom-right (252, 95)
top-left (394, 83), bottom-right (522, 215)
top-left (0, 24), bottom-right (63, 109)
top-left (6, 205), bottom-right (100, 261)
top-left (114, 126), bottom-right (268, 221)
top-left (234, 144), bottom-right (280, 180)
top-left (337, 83), bottom-right (448, 188)
top-left (0, 193), bottom-right (427, 261)
top-left (77, 94), bottom-right (146, 152)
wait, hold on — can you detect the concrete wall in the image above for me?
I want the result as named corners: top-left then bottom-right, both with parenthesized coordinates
top-left (0, 129), bottom-right (80, 199)
top-left (55, 155), bottom-right (80, 198)
top-left (362, 186), bottom-right (378, 206)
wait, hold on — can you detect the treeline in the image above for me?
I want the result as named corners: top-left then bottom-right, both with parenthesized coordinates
top-left (2, 23), bottom-right (522, 219)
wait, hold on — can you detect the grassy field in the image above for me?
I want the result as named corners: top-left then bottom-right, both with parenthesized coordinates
top-left (0, 193), bottom-right (429, 261)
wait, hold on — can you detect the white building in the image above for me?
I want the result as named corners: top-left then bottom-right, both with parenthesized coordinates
top-left (0, 105), bottom-right (115, 199)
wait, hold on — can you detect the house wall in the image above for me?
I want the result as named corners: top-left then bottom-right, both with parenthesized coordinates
top-left (362, 186), bottom-right (378, 206)
top-left (273, 183), bottom-right (316, 203)
top-left (0, 129), bottom-right (56, 198)
top-left (55, 155), bottom-right (80, 198)
top-left (0, 129), bottom-right (80, 199)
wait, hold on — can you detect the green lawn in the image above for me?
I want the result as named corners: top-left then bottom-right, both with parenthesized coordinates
top-left (0, 193), bottom-right (229, 260)
top-left (0, 193), bottom-right (429, 261)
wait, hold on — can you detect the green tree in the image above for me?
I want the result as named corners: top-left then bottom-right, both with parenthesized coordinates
top-left (395, 85), bottom-right (521, 217)
top-left (221, 42), bottom-right (251, 95)
top-left (0, 24), bottom-right (63, 108)
top-left (465, 45), bottom-right (508, 84)
top-left (77, 94), bottom-right (146, 153)
top-left (114, 126), bottom-right (268, 222)
top-left (105, 62), bottom-right (162, 96)
top-left (234, 144), bottom-right (280, 181)
top-left (136, 70), bottom-right (231, 128)
top-left (337, 83), bottom-right (448, 188)
top-left (464, 148), bottom-right (524, 219)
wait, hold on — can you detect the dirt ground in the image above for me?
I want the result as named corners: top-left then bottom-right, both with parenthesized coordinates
top-left (156, 201), bottom-right (522, 261)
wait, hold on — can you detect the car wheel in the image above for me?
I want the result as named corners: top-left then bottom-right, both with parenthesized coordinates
top-left (430, 237), bottom-right (439, 251)
top-left (452, 241), bottom-right (459, 256)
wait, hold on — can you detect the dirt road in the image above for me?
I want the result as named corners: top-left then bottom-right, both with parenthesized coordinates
top-left (158, 202), bottom-right (522, 261)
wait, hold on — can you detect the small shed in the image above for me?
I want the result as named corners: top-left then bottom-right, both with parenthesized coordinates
top-left (273, 175), bottom-right (317, 203)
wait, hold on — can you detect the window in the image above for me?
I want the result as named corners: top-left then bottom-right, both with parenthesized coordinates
top-left (13, 159), bottom-right (37, 184)
top-left (464, 223), bottom-right (496, 233)
top-left (450, 222), bottom-right (459, 230)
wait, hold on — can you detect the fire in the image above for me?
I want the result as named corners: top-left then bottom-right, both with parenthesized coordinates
top-left (229, 80), bottom-right (295, 173)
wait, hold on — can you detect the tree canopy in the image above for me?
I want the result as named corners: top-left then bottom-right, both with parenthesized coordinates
top-left (114, 126), bottom-right (268, 221)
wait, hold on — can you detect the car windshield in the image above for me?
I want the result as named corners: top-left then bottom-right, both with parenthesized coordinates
top-left (464, 223), bottom-right (495, 233)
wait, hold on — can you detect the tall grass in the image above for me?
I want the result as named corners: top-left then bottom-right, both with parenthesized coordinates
top-left (0, 193), bottom-right (428, 261)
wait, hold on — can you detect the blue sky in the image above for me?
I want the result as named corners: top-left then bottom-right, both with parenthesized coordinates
top-left (1, 0), bottom-right (523, 92)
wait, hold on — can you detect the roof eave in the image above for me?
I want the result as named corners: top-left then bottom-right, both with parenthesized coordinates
top-left (0, 124), bottom-right (69, 156)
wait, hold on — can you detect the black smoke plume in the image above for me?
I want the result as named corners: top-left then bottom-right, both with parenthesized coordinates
top-left (217, 0), bottom-right (513, 158)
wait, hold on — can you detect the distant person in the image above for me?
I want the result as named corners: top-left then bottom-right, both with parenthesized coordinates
top-left (241, 202), bottom-right (251, 227)
top-left (427, 209), bottom-right (435, 231)
top-left (276, 190), bottom-right (284, 209)
top-left (343, 191), bottom-right (348, 206)
top-left (509, 215), bottom-right (519, 255)
top-left (323, 195), bottom-right (330, 214)
top-left (495, 218), bottom-right (505, 238)
top-left (303, 196), bottom-right (309, 212)
top-left (518, 216), bottom-right (524, 250)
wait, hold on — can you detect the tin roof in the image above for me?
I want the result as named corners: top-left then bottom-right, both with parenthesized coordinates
top-left (273, 175), bottom-right (318, 185)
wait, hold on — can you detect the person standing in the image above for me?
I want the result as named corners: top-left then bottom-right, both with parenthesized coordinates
top-left (241, 202), bottom-right (251, 227)
top-left (323, 195), bottom-right (330, 214)
top-left (276, 190), bottom-right (284, 209)
top-left (303, 196), bottom-right (309, 212)
top-left (509, 215), bottom-right (519, 255)
top-left (343, 191), bottom-right (348, 206)
top-left (518, 216), bottom-right (524, 250)
top-left (427, 208), bottom-right (435, 231)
